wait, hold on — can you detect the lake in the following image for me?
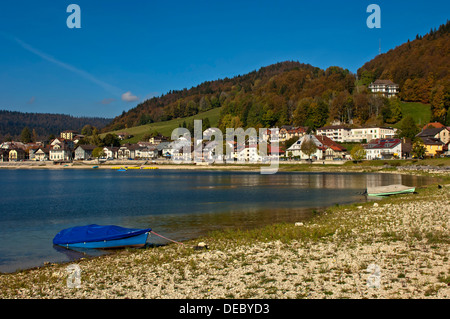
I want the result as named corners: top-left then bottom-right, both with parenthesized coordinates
top-left (0, 169), bottom-right (437, 273)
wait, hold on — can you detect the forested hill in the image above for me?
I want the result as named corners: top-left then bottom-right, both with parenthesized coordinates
top-left (104, 21), bottom-right (450, 133)
top-left (0, 110), bottom-right (112, 141)
top-left (358, 20), bottom-right (450, 121)
top-left (103, 61), bottom-right (356, 132)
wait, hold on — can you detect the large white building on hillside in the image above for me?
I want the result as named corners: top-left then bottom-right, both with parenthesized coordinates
top-left (316, 126), bottom-right (396, 143)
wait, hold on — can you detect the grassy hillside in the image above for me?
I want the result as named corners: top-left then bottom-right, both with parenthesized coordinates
top-left (101, 107), bottom-right (221, 144)
top-left (104, 100), bottom-right (432, 144)
top-left (399, 101), bottom-right (432, 126)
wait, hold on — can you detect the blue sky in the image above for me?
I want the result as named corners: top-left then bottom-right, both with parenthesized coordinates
top-left (0, 0), bottom-right (448, 118)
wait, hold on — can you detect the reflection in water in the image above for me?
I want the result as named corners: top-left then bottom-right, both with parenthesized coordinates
top-left (0, 170), bottom-right (438, 272)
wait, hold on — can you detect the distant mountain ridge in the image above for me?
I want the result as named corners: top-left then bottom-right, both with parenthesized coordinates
top-left (0, 110), bottom-right (112, 140)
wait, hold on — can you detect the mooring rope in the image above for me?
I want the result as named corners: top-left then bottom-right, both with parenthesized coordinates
top-left (150, 230), bottom-right (184, 245)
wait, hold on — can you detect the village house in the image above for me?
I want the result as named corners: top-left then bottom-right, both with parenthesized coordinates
top-left (49, 143), bottom-right (72, 161)
top-left (60, 130), bottom-right (78, 141)
top-left (236, 143), bottom-right (260, 162)
top-left (364, 138), bottom-right (403, 160)
top-left (346, 127), bottom-right (396, 143)
top-left (265, 145), bottom-right (285, 161)
top-left (0, 141), bottom-right (27, 150)
top-left (368, 79), bottom-right (399, 98)
top-left (201, 141), bottom-right (223, 163)
top-left (27, 145), bottom-right (40, 161)
top-left (0, 149), bottom-right (10, 162)
top-left (278, 126), bottom-right (291, 142)
top-left (34, 147), bottom-right (50, 161)
top-left (166, 137), bottom-right (193, 162)
top-left (103, 146), bottom-right (119, 159)
top-left (316, 125), bottom-right (351, 143)
top-left (135, 146), bottom-right (158, 160)
top-left (416, 127), bottom-right (450, 145)
top-left (286, 127), bottom-right (307, 141)
top-left (8, 147), bottom-right (27, 161)
top-left (315, 135), bottom-right (348, 160)
top-left (419, 137), bottom-right (444, 157)
top-left (286, 135), bottom-right (325, 160)
top-left (117, 144), bottom-right (140, 160)
top-left (51, 137), bottom-right (75, 150)
top-left (74, 144), bottom-right (97, 160)
top-left (148, 134), bottom-right (169, 145)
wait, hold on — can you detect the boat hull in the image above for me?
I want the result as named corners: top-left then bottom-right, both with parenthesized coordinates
top-left (367, 184), bottom-right (415, 197)
top-left (58, 232), bottom-right (149, 249)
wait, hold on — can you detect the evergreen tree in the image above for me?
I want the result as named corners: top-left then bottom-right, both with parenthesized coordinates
top-left (397, 116), bottom-right (419, 140)
top-left (20, 127), bottom-right (32, 143)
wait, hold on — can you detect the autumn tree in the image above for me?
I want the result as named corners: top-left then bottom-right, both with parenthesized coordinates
top-left (92, 147), bottom-right (105, 163)
top-left (102, 133), bottom-right (120, 147)
top-left (397, 116), bottom-right (419, 140)
top-left (382, 97), bottom-right (403, 124)
top-left (300, 136), bottom-right (317, 161)
top-left (353, 93), bottom-right (370, 123)
top-left (350, 145), bottom-right (366, 162)
top-left (293, 98), bottom-right (312, 126)
top-left (430, 85), bottom-right (446, 122)
top-left (329, 91), bottom-right (351, 123)
top-left (412, 139), bottom-right (426, 159)
top-left (81, 124), bottom-right (94, 136)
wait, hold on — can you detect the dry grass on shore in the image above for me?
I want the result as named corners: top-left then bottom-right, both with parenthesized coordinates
top-left (0, 177), bottom-right (449, 299)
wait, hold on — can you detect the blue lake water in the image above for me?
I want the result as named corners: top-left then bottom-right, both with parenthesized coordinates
top-left (0, 169), bottom-right (437, 273)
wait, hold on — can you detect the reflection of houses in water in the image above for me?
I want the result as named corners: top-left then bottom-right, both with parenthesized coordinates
top-left (365, 174), bottom-right (403, 188)
top-left (300, 174), bottom-right (368, 190)
top-left (196, 172), bottom-right (429, 193)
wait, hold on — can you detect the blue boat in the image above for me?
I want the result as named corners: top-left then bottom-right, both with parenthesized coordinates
top-left (53, 224), bottom-right (151, 249)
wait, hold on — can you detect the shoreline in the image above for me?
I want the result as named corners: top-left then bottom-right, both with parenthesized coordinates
top-left (1, 158), bottom-right (449, 174)
top-left (0, 167), bottom-right (448, 299)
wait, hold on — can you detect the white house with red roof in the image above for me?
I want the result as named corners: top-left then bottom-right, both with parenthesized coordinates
top-left (364, 138), bottom-right (402, 160)
top-left (286, 135), bottom-right (347, 160)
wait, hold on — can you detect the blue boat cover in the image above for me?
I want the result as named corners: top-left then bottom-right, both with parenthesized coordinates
top-left (53, 224), bottom-right (152, 245)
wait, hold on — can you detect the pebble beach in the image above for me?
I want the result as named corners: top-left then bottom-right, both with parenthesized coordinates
top-left (0, 168), bottom-right (449, 299)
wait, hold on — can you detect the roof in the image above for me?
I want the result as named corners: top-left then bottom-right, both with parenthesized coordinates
top-left (50, 143), bottom-right (70, 151)
top-left (315, 135), bottom-right (347, 152)
top-left (370, 79), bottom-right (398, 85)
top-left (364, 138), bottom-right (402, 150)
top-left (422, 122), bottom-right (445, 130)
top-left (76, 144), bottom-right (98, 151)
top-left (119, 143), bottom-right (142, 150)
top-left (288, 127), bottom-right (307, 133)
top-left (267, 145), bottom-right (285, 154)
top-left (419, 137), bottom-right (444, 146)
top-left (156, 142), bottom-right (170, 150)
top-left (36, 147), bottom-right (50, 154)
top-left (317, 125), bottom-right (350, 131)
top-left (417, 127), bottom-right (448, 138)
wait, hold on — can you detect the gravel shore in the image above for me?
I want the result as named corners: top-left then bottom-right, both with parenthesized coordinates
top-left (0, 173), bottom-right (449, 299)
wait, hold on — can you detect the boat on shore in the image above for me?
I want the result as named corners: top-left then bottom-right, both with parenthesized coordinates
top-left (53, 224), bottom-right (152, 249)
top-left (366, 184), bottom-right (416, 197)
